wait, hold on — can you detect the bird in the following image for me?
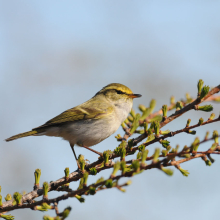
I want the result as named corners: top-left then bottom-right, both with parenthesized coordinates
top-left (6, 83), bottom-right (141, 168)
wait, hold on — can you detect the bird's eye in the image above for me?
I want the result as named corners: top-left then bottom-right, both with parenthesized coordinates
top-left (116, 90), bottom-right (123, 94)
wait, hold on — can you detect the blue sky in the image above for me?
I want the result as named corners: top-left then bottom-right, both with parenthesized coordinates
top-left (1, 1), bottom-right (220, 220)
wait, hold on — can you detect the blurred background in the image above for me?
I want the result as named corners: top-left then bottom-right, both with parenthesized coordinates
top-left (1, 1), bottom-right (220, 219)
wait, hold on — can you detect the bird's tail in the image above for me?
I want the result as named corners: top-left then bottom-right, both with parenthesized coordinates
top-left (5, 130), bottom-right (39, 142)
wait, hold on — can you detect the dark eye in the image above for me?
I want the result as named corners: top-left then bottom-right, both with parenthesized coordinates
top-left (116, 90), bottom-right (123, 94)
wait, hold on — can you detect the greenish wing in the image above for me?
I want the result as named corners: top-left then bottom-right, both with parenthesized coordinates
top-left (34, 103), bottom-right (114, 129)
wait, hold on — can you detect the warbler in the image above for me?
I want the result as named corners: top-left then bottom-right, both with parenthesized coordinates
top-left (6, 83), bottom-right (141, 167)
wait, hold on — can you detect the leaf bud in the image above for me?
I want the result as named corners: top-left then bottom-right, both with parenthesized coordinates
top-left (130, 113), bottom-right (141, 134)
top-left (103, 150), bottom-right (112, 165)
top-left (149, 99), bottom-right (156, 113)
top-left (188, 130), bottom-right (196, 135)
top-left (162, 105), bottom-right (168, 118)
top-left (178, 167), bottom-right (190, 176)
top-left (78, 155), bottom-right (85, 172)
top-left (75, 194), bottom-right (85, 203)
top-left (176, 101), bottom-right (183, 111)
top-left (140, 108), bottom-right (151, 120)
top-left (160, 140), bottom-right (170, 149)
top-left (209, 113), bottom-right (215, 120)
top-left (141, 149), bottom-right (149, 164)
top-left (13, 192), bottom-right (22, 205)
top-left (130, 109), bottom-right (136, 118)
top-left (138, 104), bottom-right (146, 112)
top-left (120, 161), bottom-right (126, 175)
top-left (43, 182), bottom-right (49, 199)
top-left (131, 160), bottom-right (140, 172)
top-left (89, 167), bottom-right (97, 175)
top-left (170, 96), bottom-right (175, 105)
top-left (64, 167), bottom-right (70, 180)
top-left (161, 167), bottom-right (173, 176)
top-left (197, 105), bottom-right (213, 112)
top-left (5, 194), bottom-right (12, 201)
top-left (200, 85), bottom-right (210, 99)
top-left (153, 148), bottom-right (160, 163)
top-left (186, 119), bottom-right (191, 127)
top-left (212, 130), bottom-right (219, 143)
top-left (105, 179), bottom-right (113, 188)
top-left (62, 206), bottom-right (72, 219)
top-left (111, 161), bottom-right (120, 177)
top-left (198, 118), bottom-right (204, 125)
top-left (34, 169), bottom-right (41, 188)
top-left (197, 79), bottom-right (204, 96)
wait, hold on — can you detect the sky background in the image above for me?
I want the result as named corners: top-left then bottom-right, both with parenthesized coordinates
top-left (1, 1), bottom-right (220, 220)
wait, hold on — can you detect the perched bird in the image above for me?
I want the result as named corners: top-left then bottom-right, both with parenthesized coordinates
top-left (6, 83), bottom-right (141, 167)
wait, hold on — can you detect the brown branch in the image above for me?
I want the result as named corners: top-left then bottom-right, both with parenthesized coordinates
top-left (133, 84), bottom-right (220, 145)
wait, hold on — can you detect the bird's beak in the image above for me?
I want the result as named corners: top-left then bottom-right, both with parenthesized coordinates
top-left (129, 94), bottom-right (142, 98)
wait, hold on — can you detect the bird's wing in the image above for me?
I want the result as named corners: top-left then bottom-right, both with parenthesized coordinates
top-left (33, 101), bottom-right (114, 129)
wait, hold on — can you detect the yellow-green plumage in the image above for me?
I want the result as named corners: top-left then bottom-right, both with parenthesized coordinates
top-left (6, 130), bottom-right (39, 142)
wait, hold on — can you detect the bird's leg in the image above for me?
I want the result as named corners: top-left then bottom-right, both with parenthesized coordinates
top-left (81, 145), bottom-right (103, 157)
top-left (70, 144), bottom-right (81, 170)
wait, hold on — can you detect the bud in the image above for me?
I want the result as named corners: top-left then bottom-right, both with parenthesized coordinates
top-left (191, 137), bottom-right (200, 152)
top-left (78, 154), bottom-right (85, 172)
top-left (0, 195), bottom-right (2, 207)
top-left (178, 167), bottom-right (190, 177)
top-left (103, 150), bottom-right (112, 165)
top-left (149, 99), bottom-right (156, 113)
top-left (197, 79), bottom-right (204, 96)
top-left (5, 194), bottom-right (12, 201)
top-left (75, 194), bottom-right (85, 203)
top-left (160, 130), bottom-right (170, 135)
top-left (96, 177), bottom-right (105, 185)
top-left (170, 96), bottom-right (175, 105)
top-left (130, 109), bottom-right (136, 118)
top-left (140, 108), bottom-right (151, 120)
top-left (89, 187), bottom-right (96, 195)
top-left (139, 104), bottom-right (146, 112)
top-left (161, 167), bottom-right (173, 176)
top-left (209, 113), bottom-right (215, 120)
top-left (111, 161), bottom-right (121, 177)
top-left (207, 154), bottom-right (215, 163)
top-left (13, 192), bottom-right (22, 205)
top-left (205, 131), bottom-right (210, 140)
top-left (153, 148), bottom-right (160, 163)
top-left (131, 160), bottom-right (140, 172)
top-left (89, 167), bottom-right (97, 175)
top-left (162, 150), bottom-right (168, 156)
top-left (197, 105), bottom-right (213, 112)
top-left (188, 130), bottom-right (196, 135)
top-left (34, 169), bottom-right (41, 188)
top-left (141, 149), bottom-right (149, 164)
top-left (0, 214), bottom-right (15, 220)
top-left (210, 143), bottom-right (218, 151)
top-left (130, 113), bottom-right (141, 134)
top-left (213, 130), bottom-right (219, 143)
top-left (136, 151), bottom-right (142, 160)
top-left (43, 182), bottom-right (49, 199)
top-left (153, 121), bottom-right (160, 137)
top-left (162, 105), bottom-right (168, 118)
top-left (62, 206), bottom-right (72, 219)
top-left (36, 203), bottom-right (52, 211)
top-left (105, 179), bottom-right (113, 188)
top-left (176, 101), bottom-right (183, 111)
top-left (160, 140), bottom-right (170, 149)
top-left (198, 118), bottom-right (204, 125)
top-left (127, 115), bottom-right (134, 122)
top-left (200, 85), bottom-right (210, 99)
top-left (143, 122), bottom-right (148, 133)
top-left (186, 119), bottom-right (191, 127)
top-left (64, 167), bottom-right (70, 180)
top-left (120, 161), bottom-right (126, 175)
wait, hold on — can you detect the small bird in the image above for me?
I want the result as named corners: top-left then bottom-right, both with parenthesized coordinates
top-left (6, 83), bottom-right (141, 167)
